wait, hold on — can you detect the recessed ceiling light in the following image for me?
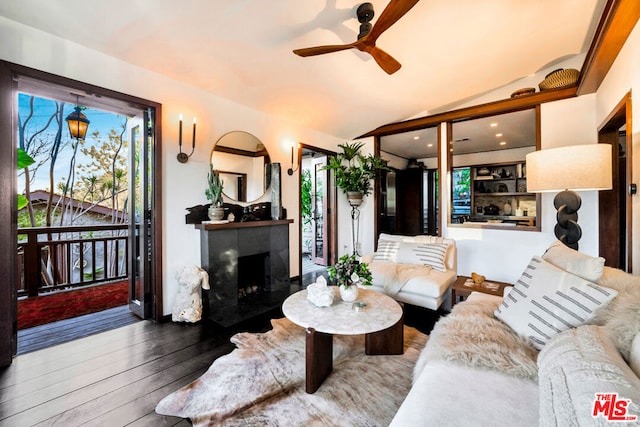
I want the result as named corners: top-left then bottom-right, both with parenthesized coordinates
top-left (499, 141), bottom-right (507, 146)
top-left (490, 123), bottom-right (498, 127)
top-left (427, 143), bottom-right (433, 147)
top-left (495, 133), bottom-right (503, 137)
top-left (413, 136), bottom-right (420, 140)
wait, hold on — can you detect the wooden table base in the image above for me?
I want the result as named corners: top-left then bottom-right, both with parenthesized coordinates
top-left (305, 328), bottom-right (333, 394)
top-left (365, 316), bottom-right (404, 355)
top-left (304, 318), bottom-right (404, 394)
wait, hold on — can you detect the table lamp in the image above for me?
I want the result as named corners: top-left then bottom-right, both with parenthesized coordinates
top-left (526, 144), bottom-right (612, 250)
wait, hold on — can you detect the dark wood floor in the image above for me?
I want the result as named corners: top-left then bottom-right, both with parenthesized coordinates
top-left (2, 285), bottom-right (442, 426)
top-left (2, 307), bottom-right (280, 426)
top-left (17, 305), bottom-right (141, 355)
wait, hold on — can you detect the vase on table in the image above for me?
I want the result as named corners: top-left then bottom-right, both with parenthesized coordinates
top-left (339, 284), bottom-right (358, 302)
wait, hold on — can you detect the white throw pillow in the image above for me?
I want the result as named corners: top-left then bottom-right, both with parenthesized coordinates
top-left (542, 240), bottom-right (605, 282)
top-left (372, 239), bottom-right (400, 262)
top-left (494, 256), bottom-right (618, 349)
top-left (373, 240), bottom-right (447, 272)
top-left (395, 242), bottom-right (448, 272)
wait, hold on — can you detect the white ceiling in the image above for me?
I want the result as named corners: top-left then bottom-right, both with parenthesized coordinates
top-left (1, 0), bottom-right (605, 140)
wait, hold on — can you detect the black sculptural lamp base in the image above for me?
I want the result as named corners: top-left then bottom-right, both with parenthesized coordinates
top-left (554, 189), bottom-right (582, 250)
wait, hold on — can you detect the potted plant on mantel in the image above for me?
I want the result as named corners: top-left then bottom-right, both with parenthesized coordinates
top-left (322, 141), bottom-right (388, 207)
top-left (205, 164), bottom-right (225, 220)
top-left (327, 253), bottom-right (373, 302)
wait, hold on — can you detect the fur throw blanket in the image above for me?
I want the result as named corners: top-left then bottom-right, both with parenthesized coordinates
top-left (369, 261), bottom-right (434, 297)
top-left (414, 296), bottom-right (539, 383)
top-left (156, 317), bottom-right (428, 426)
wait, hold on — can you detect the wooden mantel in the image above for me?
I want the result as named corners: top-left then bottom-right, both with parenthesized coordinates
top-left (194, 219), bottom-right (293, 231)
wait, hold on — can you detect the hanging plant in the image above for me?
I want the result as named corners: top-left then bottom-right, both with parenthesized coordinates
top-left (322, 142), bottom-right (388, 197)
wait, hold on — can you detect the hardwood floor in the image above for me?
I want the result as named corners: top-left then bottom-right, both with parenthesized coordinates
top-left (1, 308), bottom-right (279, 426)
top-left (1, 288), bottom-right (442, 426)
top-left (17, 305), bottom-right (140, 355)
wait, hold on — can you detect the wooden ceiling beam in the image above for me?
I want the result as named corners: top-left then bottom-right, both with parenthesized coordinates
top-left (578, 0), bottom-right (640, 95)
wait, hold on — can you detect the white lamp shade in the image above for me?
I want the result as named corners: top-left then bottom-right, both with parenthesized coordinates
top-left (526, 144), bottom-right (612, 192)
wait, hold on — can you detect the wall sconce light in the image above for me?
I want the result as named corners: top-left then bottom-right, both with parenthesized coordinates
top-left (287, 142), bottom-right (300, 175)
top-left (526, 144), bottom-right (612, 250)
top-left (65, 105), bottom-right (90, 140)
top-left (177, 115), bottom-right (196, 163)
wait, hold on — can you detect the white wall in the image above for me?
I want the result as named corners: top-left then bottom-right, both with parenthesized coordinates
top-left (593, 19), bottom-right (640, 273)
top-left (0, 17), bottom-right (345, 315)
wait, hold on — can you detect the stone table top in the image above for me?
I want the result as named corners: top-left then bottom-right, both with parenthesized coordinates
top-left (282, 287), bottom-right (402, 335)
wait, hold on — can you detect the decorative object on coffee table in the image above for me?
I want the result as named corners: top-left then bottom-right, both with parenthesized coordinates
top-left (328, 253), bottom-right (372, 302)
top-left (306, 276), bottom-right (334, 307)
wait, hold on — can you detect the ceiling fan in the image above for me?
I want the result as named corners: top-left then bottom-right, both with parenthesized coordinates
top-left (293, 0), bottom-right (420, 75)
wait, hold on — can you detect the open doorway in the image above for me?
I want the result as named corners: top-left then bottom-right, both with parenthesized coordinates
top-left (298, 145), bottom-right (336, 286)
top-left (598, 92), bottom-right (633, 271)
top-left (1, 62), bottom-right (162, 363)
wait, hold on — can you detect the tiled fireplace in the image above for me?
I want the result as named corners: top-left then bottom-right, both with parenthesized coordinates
top-left (196, 219), bottom-right (292, 326)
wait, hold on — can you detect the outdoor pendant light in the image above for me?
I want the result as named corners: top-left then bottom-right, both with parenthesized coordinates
top-left (66, 106), bottom-right (90, 140)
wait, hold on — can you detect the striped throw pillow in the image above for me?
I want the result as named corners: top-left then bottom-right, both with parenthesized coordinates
top-left (395, 242), bottom-right (448, 272)
top-left (373, 240), bottom-right (448, 272)
top-left (372, 240), bottom-right (400, 262)
top-left (494, 256), bottom-right (618, 349)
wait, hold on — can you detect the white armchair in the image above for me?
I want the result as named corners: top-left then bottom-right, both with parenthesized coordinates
top-left (363, 233), bottom-right (457, 311)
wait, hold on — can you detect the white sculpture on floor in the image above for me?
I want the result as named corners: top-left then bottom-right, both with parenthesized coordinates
top-left (172, 265), bottom-right (210, 323)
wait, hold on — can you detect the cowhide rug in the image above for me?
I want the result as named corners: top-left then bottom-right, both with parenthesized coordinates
top-left (155, 317), bottom-right (428, 426)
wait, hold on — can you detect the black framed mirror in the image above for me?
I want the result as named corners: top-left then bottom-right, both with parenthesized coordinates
top-left (210, 131), bottom-right (271, 203)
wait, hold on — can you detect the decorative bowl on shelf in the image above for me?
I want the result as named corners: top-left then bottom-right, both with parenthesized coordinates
top-left (477, 167), bottom-right (490, 176)
top-left (494, 183), bottom-right (508, 193)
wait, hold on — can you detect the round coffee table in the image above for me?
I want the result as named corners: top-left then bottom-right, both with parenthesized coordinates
top-left (282, 287), bottom-right (403, 393)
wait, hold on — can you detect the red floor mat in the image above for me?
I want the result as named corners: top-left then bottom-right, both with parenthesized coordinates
top-left (17, 280), bottom-right (128, 329)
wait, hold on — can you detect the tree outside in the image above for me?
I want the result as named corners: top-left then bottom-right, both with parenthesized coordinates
top-left (17, 93), bottom-right (136, 288)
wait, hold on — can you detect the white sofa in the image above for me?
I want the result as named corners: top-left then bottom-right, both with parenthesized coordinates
top-left (392, 243), bottom-right (640, 426)
top-left (363, 233), bottom-right (457, 311)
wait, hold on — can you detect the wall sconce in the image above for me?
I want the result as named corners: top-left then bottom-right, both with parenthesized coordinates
top-left (287, 142), bottom-right (300, 175)
top-left (177, 115), bottom-right (196, 163)
top-left (526, 144), bottom-right (612, 250)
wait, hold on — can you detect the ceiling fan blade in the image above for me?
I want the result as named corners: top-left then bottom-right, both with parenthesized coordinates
top-left (293, 43), bottom-right (356, 57)
top-left (367, 0), bottom-right (420, 42)
top-left (368, 46), bottom-right (402, 74)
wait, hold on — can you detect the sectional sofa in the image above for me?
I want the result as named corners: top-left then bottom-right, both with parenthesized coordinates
top-left (390, 241), bottom-right (640, 426)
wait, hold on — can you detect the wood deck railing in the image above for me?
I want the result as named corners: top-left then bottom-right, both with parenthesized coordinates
top-left (17, 224), bottom-right (129, 297)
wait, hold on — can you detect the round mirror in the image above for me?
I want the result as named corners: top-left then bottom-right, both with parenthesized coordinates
top-left (211, 131), bottom-right (271, 203)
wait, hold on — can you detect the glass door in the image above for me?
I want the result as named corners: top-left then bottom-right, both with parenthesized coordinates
top-left (128, 109), bottom-right (154, 318)
top-left (311, 156), bottom-right (329, 265)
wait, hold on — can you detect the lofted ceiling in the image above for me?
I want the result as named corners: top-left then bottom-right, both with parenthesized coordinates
top-left (1, 0), bottom-right (606, 140)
